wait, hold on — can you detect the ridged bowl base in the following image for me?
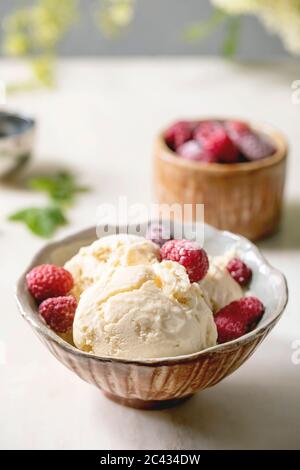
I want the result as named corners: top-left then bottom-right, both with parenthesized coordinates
top-left (103, 392), bottom-right (193, 410)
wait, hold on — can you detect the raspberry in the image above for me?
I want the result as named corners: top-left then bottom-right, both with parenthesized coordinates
top-left (215, 316), bottom-right (247, 344)
top-left (225, 120), bottom-right (250, 135)
top-left (197, 150), bottom-right (221, 163)
top-left (215, 296), bottom-right (264, 343)
top-left (226, 122), bottom-right (276, 161)
top-left (177, 140), bottom-right (204, 161)
top-left (237, 132), bottom-right (276, 161)
top-left (227, 258), bottom-right (252, 286)
top-left (193, 120), bottom-right (221, 141)
top-left (164, 121), bottom-right (193, 150)
top-left (39, 296), bottom-right (77, 333)
top-left (160, 239), bottom-right (209, 282)
top-left (26, 264), bottom-right (74, 302)
top-left (238, 296), bottom-right (265, 325)
top-left (146, 222), bottom-right (172, 247)
top-left (195, 124), bottom-right (238, 163)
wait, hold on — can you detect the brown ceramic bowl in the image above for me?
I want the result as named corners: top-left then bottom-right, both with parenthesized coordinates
top-left (154, 120), bottom-right (288, 240)
top-left (16, 225), bottom-right (287, 410)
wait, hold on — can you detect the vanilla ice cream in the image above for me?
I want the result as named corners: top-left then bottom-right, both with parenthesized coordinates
top-left (65, 234), bottom-right (160, 300)
top-left (73, 260), bottom-right (217, 359)
top-left (199, 252), bottom-right (243, 312)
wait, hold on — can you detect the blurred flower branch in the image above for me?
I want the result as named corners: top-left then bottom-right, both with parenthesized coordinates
top-left (212, 0), bottom-right (300, 55)
top-left (3, 0), bottom-right (78, 91)
top-left (185, 0), bottom-right (300, 57)
top-left (2, 0), bottom-right (300, 93)
top-left (184, 8), bottom-right (241, 57)
top-left (2, 0), bottom-right (135, 93)
top-left (96, 0), bottom-right (135, 38)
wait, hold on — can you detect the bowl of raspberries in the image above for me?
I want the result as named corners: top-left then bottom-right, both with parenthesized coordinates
top-left (154, 119), bottom-right (287, 240)
top-left (16, 222), bottom-right (288, 409)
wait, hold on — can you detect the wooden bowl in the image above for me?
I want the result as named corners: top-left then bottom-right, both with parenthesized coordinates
top-left (16, 225), bottom-right (288, 410)
top-left (154, 120), bottom-right (288, 240)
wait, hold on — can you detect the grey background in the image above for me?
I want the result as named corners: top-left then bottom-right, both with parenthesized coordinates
top-left (0, 0), bottom-right (288, 58)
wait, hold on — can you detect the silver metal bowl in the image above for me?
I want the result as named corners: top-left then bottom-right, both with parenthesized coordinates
top-left (0, 111), bottom-right (35, 178)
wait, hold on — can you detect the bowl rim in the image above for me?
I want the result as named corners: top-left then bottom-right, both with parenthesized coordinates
top-left (156, 118), bottom-right (288, 174)
top-left (15, 224), bottom-right (288, 367)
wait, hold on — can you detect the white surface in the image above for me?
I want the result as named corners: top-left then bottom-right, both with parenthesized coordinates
top-left (1, 58), bottom-right (300, 450)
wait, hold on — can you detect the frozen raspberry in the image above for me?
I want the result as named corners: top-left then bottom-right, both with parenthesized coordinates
top-left (193, 120), bottom-right (221, 141)
top-left (198, 151), bottom-right (221, 163)
top-left (237, 296), bottom-right (265, 326)
top-left (177, 140), bottom-right (204, 161)
top-left (225, 120), bottom-right (250, 135)
top-left (215, 296), bottom-right (264, 343)
top-left (26, 264), bottom-right (74, 302)
top-left (178, 139), bottom-right (220, 163)
top-left (160, 239), bottom-right (209, 282)
top-left (146, 222), bottom-right (172, 247)
top-left (227, 258), bottom-right (252, 286)
top-left (215, 316), bottom-right (247, 344)
top-left (237, 132), bottom-right (276, 161)
top-left (39, 296), bottom-right (77, 333)
top-left (227, 122), bottom-right (276, 161)
top-left (195, 124), bottom-right (238, 163)
top-left (164, 121), bottom-right (193, 150)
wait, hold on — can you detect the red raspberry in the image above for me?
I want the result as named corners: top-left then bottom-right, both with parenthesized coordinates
top-left (146, 222), bottom-right (172, 247)
top-left (177, 140), bottom-right (204, 161)
top-left (177, 139), bottom-right (221, 163)
top-left (195, 124), bottom-right (238, 163)
top-left (26, 264), bottom-right (74, 302)
top-left (227, 258), bottom-right (252, 286)
top-left (164, 121), bottom-right (193, 150)
top-left (226, 122), bottom-right (276, 161)
top-left (236, 131), bottom-right (276, 161)
top-left (193, 120), bottom-right (221, 141)
top-left (39, 296), bottom-right (77, 333)
top-left (225, 120), bottom-right (250, 135)
top-left (160, 239), bottom-right (209, 282)
top-left (239, 296), bottom-right (265, 325)
top-left (197, 151), bottom-right (221, 163)
top-left (215, 296), bottom-right (264, 343)
top-left (215, 316), bottom-right (247, 344)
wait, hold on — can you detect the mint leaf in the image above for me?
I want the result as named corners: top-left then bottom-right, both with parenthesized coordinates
top-left (28, 171), bottom-right (89, 206)
top-left (8, 206), bottom-right (67, 238)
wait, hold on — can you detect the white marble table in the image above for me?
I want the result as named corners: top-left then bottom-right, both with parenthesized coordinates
top-left (1, 58), bottom-right (300, 450)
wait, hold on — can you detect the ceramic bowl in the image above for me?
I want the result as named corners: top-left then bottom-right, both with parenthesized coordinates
top-left (154, 120), bottom-right (288, 241)
top-left (16, 224), bottom-right (288, 409)
top-left (0, 111), bottom-right (35, 178)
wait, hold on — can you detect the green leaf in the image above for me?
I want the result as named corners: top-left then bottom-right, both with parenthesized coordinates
top-left (8, 206), bottom-right (67, 238)
top-left (28, 171), bottom-right (89, 206)
top-left (184, 8), bottom-right (227, 42)
top-left (222, 16), bottom-right (241, 58)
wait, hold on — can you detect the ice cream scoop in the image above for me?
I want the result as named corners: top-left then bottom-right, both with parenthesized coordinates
top-left (199, 256), bottom-right (243, 312)
top-left (65, 234), bottom-right (160, 300)
top-left (73, 261), bottom-right (217, 359)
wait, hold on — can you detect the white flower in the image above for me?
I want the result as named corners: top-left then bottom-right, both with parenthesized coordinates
top-left (212, 0), bottom-right (300, 54)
